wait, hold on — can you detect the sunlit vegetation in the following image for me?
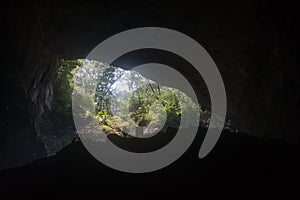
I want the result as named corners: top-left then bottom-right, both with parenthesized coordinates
top-left (41, 59), bottom-right (212, 154)
top-left (72, 59), bottom-right (211, 138)
top-left (40, 59), bottom-right (83, 154)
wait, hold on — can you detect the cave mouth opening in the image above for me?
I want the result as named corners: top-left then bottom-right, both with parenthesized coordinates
top-left (40, 59), bottom-right (216, 155)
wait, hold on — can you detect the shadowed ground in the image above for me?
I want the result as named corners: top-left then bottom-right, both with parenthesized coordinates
top-left (0, 128), bottom-right (299, 196)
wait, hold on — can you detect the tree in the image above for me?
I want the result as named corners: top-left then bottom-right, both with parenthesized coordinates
top-left (95, 65), bottom-right (123, 114)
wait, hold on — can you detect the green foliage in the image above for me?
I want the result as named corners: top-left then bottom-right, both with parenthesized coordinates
top-left (74, 60), bottom-right (124, 115)
top-left (95, 65), bottom-right (122, 112)
top-left (55, 59), bottom-right (83, 113)
top-left (40, 59), bottom-right (83, 154)
top-left (97, 110), bottom-right (109, 119)
top-left (102, 125), bottom-right (113, 132)
top-left (56, 59), bottom-right (210, 139)
top-left (127, 84), bottom-right (180, 130)
top-left (42, 59), bottom-right (82, 131)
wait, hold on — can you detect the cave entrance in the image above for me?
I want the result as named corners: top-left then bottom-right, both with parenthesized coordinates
top-left (40, 59), bottom-right (212, 155)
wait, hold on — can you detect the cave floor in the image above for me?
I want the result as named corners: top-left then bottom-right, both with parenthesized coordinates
top-left (0, 130), bottom-right (299, 196)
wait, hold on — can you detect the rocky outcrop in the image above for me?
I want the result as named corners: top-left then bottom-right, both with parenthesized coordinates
top-left (1, 0), bottom-right (298, 169)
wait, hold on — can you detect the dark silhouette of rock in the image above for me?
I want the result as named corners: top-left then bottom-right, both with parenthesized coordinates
top-left (0, 128), bottom-right (299, 195)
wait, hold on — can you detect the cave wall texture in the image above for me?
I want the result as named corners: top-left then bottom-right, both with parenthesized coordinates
top-left (1, 0), bottom-right (299, 169)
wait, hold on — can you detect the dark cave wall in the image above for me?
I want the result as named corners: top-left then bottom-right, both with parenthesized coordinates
top-left (1, 0), bottom-right (298, 169)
